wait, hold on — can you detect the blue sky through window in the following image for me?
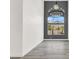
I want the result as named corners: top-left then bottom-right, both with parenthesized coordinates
top-left (48, 16), bottom-right (64, 23)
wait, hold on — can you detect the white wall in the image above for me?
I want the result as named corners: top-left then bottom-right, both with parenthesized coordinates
top-left (10, 0), bottom-right (22, 57)
top-left (23, 0), bottom-right (43, 56)
top-left (10, 0), bottom-right (43, 57)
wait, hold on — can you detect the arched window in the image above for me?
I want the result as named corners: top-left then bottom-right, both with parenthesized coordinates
top-left (44, 1), bottom-right (68, 39)
top-left (47, 2), bottom-right (65, 35)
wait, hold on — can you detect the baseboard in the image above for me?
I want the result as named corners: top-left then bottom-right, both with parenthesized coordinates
top-left (10, 57), bottom-right (21, 59)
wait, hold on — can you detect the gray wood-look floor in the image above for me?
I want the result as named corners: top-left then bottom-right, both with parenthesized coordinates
top-left (11, 40), bottom-right (69, 59)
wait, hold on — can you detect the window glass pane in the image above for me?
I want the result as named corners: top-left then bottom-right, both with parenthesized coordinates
top-left (48, 16), bottom-right (64, 23)
top-left (47, 16), bottom-right (64, 35)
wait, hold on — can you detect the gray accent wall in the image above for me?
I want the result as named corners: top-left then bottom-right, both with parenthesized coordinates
top-left (44, 1), bottom-right (68, 39)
